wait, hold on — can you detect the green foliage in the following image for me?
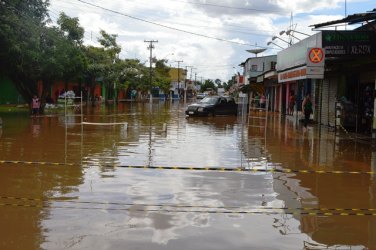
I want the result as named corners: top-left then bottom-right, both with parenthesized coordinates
top-left (0, 1), bottom-right (158, 105)
top-left (200, 79), bottom-right (216, 92)
top-left (57, 12), bottom-right (84, 44)
top-left (224, 78), bottom-right (235, 91)
top-left (0, 2), bottom-right (87, 110)
top-left (0, 0), bottom-right (51, 101)
top-left (154, 59), bottom-right (171, 94)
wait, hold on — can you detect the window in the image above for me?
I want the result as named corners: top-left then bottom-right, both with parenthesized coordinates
top-left (251, 65), bottom-right (258, 71)
top-left (270, 61), bottom-right (276, 70)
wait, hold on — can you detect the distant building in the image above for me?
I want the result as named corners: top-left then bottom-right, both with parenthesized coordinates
top-left (168, 68), bottom-right (187, 99)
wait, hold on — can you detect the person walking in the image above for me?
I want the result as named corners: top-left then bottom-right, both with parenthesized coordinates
top-left (302, 93), bottom-right (313, 129)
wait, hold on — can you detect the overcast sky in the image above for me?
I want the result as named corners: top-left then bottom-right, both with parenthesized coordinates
top-left (48, 0), bottom-right (375, 82)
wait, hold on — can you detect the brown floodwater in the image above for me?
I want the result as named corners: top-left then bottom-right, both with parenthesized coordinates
top-left (0, 101), bottom-right (375, 250)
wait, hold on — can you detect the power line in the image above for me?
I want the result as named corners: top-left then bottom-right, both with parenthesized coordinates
top-left (158, 0), bottom-right (284, 13)
top-left (53, 0), bottom-right (276, 39)
top-left (86, 0), bottom-right (281, 29)
top-left (75, 0), bottom-right (267, 48)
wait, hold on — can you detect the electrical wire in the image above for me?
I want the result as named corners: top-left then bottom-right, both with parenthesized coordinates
top-left (159, 0), bottom-right (285, 13)
top-left (75, 0), bottom-right (268, 48)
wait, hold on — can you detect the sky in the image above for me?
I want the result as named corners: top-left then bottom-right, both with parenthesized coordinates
top-left (48, 0), bottom-right (375, 83)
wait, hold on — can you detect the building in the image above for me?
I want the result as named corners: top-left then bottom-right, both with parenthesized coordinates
top-left (168, 68), bottom-right (187, 99)
top-left (240, 55), bottom-right (277, 106)
top-left (276, 9), bottom-right (376, 135)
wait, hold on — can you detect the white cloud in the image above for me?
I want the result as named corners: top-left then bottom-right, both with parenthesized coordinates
top-left (49, 0), bottom-right (372, 81)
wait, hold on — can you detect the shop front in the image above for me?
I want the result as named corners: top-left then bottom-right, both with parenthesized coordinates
top-left (277, 34), bottom-right (325, 121)
top-left (321, 30), bottom-right (376, 134)
top-left (277, 29), bottom-right (376, 134)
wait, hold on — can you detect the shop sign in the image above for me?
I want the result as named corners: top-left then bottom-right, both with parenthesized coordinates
top-left (257, 75), bottom-right (264, 83)
top-left (322, 31), bottom-right (376, 57)
top-left (307, 47), bottom-right (325, 67)
top-left (278, 65), bottom-right (324, 83)
top-left (278, 66), bottom-right (307, 83)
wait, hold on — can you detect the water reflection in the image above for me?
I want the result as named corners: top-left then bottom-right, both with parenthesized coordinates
top-left (0, 102), bottom-right (375, 249)
top-left (266, 115), bottom-right (376, 249)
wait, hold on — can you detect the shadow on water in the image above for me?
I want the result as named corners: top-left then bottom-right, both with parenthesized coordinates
top-left (0, 103), bottom-right (375, 249)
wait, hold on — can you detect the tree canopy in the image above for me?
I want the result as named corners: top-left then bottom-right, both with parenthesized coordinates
top-left (1, 1), bottom-right (204, 108)
top-left (0, 1), bottom-right (144, 107)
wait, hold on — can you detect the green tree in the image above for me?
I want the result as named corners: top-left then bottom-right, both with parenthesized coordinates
top-left (0, 2), bottom-right (87, 112)
top-left (154, 59), bottom-right (171, 97)
top-left (35, 13), bottom-right (87, 111)
top-left (57, 12), bottom-right (84, 45)
top-left (96, 30), bottom-right (122, 101)
top-left (225, 77), bottom-right (235, 91)
top-left (201, 79), bottom-right (216, 93)
top-left (118, 59), bottom-right (148, 98)
top-left (0, 0), bottom-right (50, 105)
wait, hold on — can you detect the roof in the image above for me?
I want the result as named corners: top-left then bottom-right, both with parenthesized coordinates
top-left (311, 9), bottom-right (376, 29)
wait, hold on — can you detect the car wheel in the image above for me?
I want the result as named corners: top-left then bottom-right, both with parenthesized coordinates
top-left (208, 111), bottom-right (215, 117)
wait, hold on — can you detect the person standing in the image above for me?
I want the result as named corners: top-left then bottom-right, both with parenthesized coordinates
top-left (302, 93), bottom-right (313, 128)
top-left (288, 91), bottom-right (295, 115)
top-left (32, 95), bottom-right (40, 116)
top-left (260, 94), bottom-right (266, 109)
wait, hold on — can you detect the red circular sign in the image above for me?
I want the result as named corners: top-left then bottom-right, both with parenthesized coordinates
top-left (309, 48), bottom-right (324, 63)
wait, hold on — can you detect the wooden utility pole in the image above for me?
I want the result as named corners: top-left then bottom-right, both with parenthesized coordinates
top-left (144, 40), bottom-right (158, 102)
top-left (176, 60), bottom-right (183, 99)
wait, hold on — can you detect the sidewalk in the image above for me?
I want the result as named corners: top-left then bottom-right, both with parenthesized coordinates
top-left (284, 112), bottom-right (376, 148)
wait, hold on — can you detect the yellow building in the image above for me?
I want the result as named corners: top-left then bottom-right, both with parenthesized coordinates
top-left (168, 68), bottom-right (187, 82)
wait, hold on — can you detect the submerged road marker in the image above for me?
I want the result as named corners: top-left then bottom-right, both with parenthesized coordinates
top-left (0, 201), bottom-right (375, 216)
top-left (0, 160), bottom-right (375, 175)
top-left (1, 196), bottom-right (376, 215)
top-left (0, 160), bottom-right (74, 166)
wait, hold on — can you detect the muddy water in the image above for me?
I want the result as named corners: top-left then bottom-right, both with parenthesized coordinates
top-left (0, 101), bottom-right (375, 249)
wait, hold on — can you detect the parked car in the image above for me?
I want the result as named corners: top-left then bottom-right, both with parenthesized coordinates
top-left (185, 96), bottom-right (238, 116)
top-left (196, 93), bottom-right (207, 99)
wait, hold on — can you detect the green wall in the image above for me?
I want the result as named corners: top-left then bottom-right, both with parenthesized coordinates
top-left (0, 76), bottom-right (25, 104)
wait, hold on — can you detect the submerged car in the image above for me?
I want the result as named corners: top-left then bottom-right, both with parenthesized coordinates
top-left (185, 96), bottom-right (238, 116)
top-left (196, 93), bottom-right (207, 99)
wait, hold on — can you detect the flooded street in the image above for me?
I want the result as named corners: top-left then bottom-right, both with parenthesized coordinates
top-left (0, 101), bottom-right (375, 250)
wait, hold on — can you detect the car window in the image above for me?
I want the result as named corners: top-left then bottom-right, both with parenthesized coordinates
top-left (199, 97), bottom-right (218, 104)
top-left (219, 98), bottom-right (227, 104)
top-left (226, 98), bottom-right (235, 104)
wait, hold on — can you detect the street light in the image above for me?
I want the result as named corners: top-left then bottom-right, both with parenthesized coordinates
top-left (267, 41), bottom-right (285, 49)
top-left (161, 52), bottom-right (174, 61)
top-left (280, 30), bottom-right (301, 41)
top-left (272, 35), bottom-right (290, 44)
top-left (286, 29), bottom-right (310, 36)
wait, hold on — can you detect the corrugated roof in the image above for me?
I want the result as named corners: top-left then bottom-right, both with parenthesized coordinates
top-left (311, 9), bottom-right (376, 29)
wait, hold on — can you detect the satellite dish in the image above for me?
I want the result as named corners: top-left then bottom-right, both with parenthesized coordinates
top-left (246, 49), bottom-right (267, 57)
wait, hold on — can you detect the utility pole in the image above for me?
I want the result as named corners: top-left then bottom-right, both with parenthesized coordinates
top-left (176, 60), bottom-right (183, 99)
top-left (144, 40), bottom-right (158, 103)
top-left (190, 67), bottom-right (195, 82)
top-left (184, 66), bottom-right (193, 102)
top-left (194, 72), bottom-right (198, 96)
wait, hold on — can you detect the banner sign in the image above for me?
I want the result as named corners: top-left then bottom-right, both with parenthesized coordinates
top-left (322, 31), bottom-right (376, 57)
top-left (278, 65), bottom-right (324, 83)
